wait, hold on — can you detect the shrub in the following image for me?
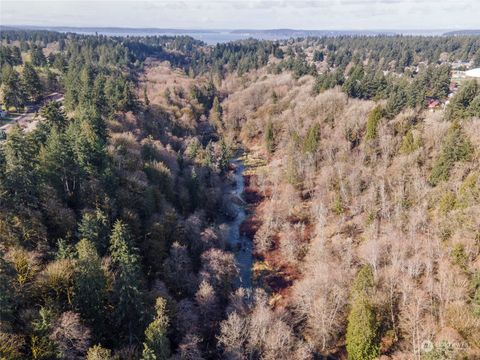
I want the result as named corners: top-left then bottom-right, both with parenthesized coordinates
top-left (86, 345), bottom-right (115, 360)
top-left (36, 259), bottom-right (74, 304)
top-left (331, 194), bottom-right (345, 215)
top-left (438, 191), bottom-right (457, 214)
top-left (0, 332), bottom-right (25, 360)
top-left (451, 244), bottom-right (468, 270)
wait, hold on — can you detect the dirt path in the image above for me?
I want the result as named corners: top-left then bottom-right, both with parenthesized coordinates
top-left (0, 94), bottom-right (64, 134)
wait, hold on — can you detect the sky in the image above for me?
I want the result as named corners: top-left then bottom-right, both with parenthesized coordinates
top-left (1, 0), bottom-right (479, 30)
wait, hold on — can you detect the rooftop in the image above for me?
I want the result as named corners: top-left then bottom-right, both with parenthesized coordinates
top-left (465, 68), bottom-right (480, 78)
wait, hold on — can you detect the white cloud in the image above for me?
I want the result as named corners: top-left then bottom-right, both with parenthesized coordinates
top-left (1, 0), bottom-right (479, 30)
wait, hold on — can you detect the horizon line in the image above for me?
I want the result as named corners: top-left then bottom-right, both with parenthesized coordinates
top-left (3, 24), bottom-right (477, 32)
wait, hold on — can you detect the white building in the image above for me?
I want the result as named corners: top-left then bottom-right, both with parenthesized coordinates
top-left (465, 68), bottom-right (480, 78)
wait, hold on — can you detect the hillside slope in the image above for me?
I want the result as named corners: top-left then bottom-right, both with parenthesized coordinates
top-left (218, 68), bottom-right (480, 359)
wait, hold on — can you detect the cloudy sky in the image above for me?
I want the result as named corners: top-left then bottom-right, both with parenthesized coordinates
top-left (1, 0), bottom-right (479, 30)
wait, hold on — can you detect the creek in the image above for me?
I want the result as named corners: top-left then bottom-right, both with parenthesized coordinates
top-left (227, 157), bottom-right (253, 288)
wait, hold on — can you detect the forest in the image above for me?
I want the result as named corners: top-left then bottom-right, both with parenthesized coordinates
top-left (1, 29), bottom-right (480, 359)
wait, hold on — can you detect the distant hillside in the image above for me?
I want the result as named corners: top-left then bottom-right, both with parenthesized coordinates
top-left (444, 29), bottom-right (480, 35)
top-left (0, 25), bottom-right (218, 34)
top-left (229, 28), bottom-right (397, 37)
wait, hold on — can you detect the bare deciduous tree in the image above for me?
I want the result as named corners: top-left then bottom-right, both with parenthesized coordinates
top-left (50, 312), bottom-right (91, 360)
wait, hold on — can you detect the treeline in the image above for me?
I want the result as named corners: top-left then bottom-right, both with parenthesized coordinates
top-left (0, 28), bottom-right (69, 45)
top-left (307, 35), bottom-right (480, 70)
top-left (4, 29), bottom-right (479, 81)
top-left (0, 29), bottom-right (206, 74)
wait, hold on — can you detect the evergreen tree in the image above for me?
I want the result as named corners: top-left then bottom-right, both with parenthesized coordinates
top-left (46, 69), bottom-right (59, 93)
top-left (143, 86), bottom-right (150, 107)
top-left (79, 65), bottom-right (96, 109)
top-left (264, 120), bottom-right (274, 154)
top-left (142, 297), bottom-right (171, 360)
top-left (346, 265), bottom-right (379, 360)
top-left (109, 220), bottom-right (144, 344)
top-left (399, 129), bottom-right (418, 154)
top-left (93, 75), bottom-right (109, 117)
top-left (209, 96), bottom-right (222, 128)
top-left (22, 62), bottom-right (43, 102)
top-left (303, 123), bottom-right (321, 154)
top-left (313, 50), bottom-right (324, 62)
top-left (70, 117), bottom-right (107, 176)
top-left (446, 80), bottom-right (479, 121)
top-left (73, 239), bottom-right (107, 339)
top-left (343, 65), bottom-right (364, 98)
top-left (78, 209), bottom-right (110, 255)
top-left (2, 126), bottom-right (39, 207)
top-left (121, 81), bottom-right (137, 112)
top-left (429, 120), bottom-right (473, 186)
top-left (468, 95), bottom-right (480, 118)
top-left (218, 139), bottom-right (231, 173)
top-left (0, 250), bottom-right (15, 323)
top-left (39, 128), bottom-right (81, 201)
top-left (12, 46), bottom-right (22, 65)
top-left (474, 48), bottom-right (480, 68)
top-left (41, 101), bottom-right (69, 131)
top-left (384, 83), bottom-right (407, 119)
top-left (30, 45), bottom-right (47, 67)
top-left (64, 65), bottom-right (82, 111)
top-left (1, 68), bottom-right (27, 111)
top-left (187, 167), bottom-right (200, 211)
top-left (365, 105), bottom-right (383, 140)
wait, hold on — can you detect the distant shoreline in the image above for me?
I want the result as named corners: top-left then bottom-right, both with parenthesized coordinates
top-left (2, 25), bottom-right (479, 44)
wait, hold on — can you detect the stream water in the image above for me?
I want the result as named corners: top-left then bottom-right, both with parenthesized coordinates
top-left (227, 158), bottom-right (253, 289)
